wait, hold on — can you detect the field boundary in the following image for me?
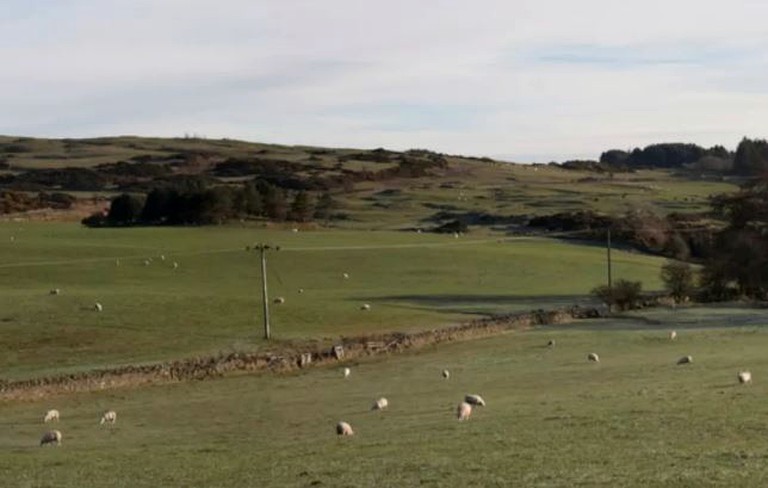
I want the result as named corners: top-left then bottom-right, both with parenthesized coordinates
top-left (0, 305), bottom-right (604, 402)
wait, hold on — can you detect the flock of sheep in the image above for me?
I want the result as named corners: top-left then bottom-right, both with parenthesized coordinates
top-left (48, 254), bottom-right (180, 313)
top-left (37, 251), bottom-right (757, 444)
top-left (272, 272), bottom-right (370, 311)
top-left (334, 329), bottom-right (754, 437)
top-left (334, 366), bottom-right (487, 437)
top-left (584, 329), bottom-right (751, 380)
top-left (52, 262), bottom-right (370, 320)
top-left (39, 408), bottom-right (117, 447)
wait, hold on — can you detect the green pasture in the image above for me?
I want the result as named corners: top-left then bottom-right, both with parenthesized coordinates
top-left (1, 136), bottom-right (740, 230)
top-left (0, 222), bottom-right (666, 379)
top-left (339, 165), bottom-right (737, 230)
top-left (2, 306), bottom-right (768, 487)
top-left (0, 135), bottom-right (389, 171)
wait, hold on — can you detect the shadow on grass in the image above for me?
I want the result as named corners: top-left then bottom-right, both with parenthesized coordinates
top-left (546, 310), bottom-right (768, 331)
top-left (356, 293), bottom-right (598, 316)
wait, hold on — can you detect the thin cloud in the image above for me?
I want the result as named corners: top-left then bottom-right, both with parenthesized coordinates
top-left (2, 0), bottom-right (768, 161)
top-left (523, 42), bottom-right (758, 67)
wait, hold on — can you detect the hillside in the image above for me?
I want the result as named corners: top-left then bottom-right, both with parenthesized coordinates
top-left (0, 135), bottom-right (739, 229)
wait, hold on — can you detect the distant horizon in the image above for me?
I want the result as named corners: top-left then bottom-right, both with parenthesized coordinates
top-left (0, 130), bottom-right (748, 165)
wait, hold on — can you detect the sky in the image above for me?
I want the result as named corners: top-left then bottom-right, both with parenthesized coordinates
top-left (2, 1), bottom-right (768, 162)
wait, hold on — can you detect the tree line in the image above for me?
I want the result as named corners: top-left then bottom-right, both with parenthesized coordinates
top-left (594, 137), bottom-right (768, 176)
top-left (591, 173), bottom-right (768, 307)
top-left (82, 180), bottom-right (337, 227)
top-left (599, 143), bottom-right (731, 170)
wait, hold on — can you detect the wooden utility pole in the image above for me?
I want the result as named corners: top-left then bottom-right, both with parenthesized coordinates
top-left (248, 244), bottom-right (279, 340)
top-left (606, 229), bottom-right (613, 312)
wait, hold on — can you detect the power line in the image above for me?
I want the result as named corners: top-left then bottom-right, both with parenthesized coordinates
top-left (0, 225), bottom-right (724, 271)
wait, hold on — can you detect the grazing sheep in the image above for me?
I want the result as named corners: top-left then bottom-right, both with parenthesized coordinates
top-left (587, 353), bottom-right (600, 362)
top-left (94, 302), bottom-right (103, 312)
top-left (677, 355), bottom-right (693, 365)
top-left (342, 272), bottom-right (349, 280)
top-left (100, 410), bottom-right (117, 425)
top-left (453, 232), bottom-right (459, 239)
top-left (343, 367), bottom-right (351, 379)
top-left (669, 330), bottom-right (677, 340)
top-left (49, 288), bottom-right (60, 296)
top-left (360, 303), bottom-right (371, 311)
top-left (464, 394), bottom-right (486, 407)
top-left (457, 401), bottom-right (472, 421)
top-left (547, 339), bottom-right (556, 347)
top-left (115, 259), bottom-right (120, 266)
top-left (274, 297), bottom-right (285, 304)
top-left (442, 369), bottom-right (450, 379)
top-left (372, 397), bottom-right (389, 410)
top-left (738, 371), bottom-right (752, 384)
top-left (9, 236), bottom-right (15, 242)
top-left (336, 421), bottom-right (354, 436)
top-left (160, 255), bottom-right (166, 261)
top-left (292, 228), bottom-right (299, 233)
top-left (172, 262), bottom-right (179, 269)
top-left (40, 430), bottom-right (62, 447)
top-left (44, 409), bottom-right (60, 423)
top-left (298, 288), bottom-right (304, 294)
top-left (143, 259), bottom-right (151, 266)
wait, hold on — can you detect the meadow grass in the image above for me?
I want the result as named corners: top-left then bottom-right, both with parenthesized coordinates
top-left (2, 306), bottom-right (768, 487)
top-left (0, 222), bottom-right (667, 379)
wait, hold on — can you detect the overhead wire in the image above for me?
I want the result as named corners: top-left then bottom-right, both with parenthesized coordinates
top-left (0, 225), bottom-right (722, 270)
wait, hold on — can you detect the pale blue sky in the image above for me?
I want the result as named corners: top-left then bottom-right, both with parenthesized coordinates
top-left (2, 0), bottom-right (768, 162)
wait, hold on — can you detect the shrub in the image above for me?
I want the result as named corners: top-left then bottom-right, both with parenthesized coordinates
top-left (82, 212), bottom-right (107, 227)
top-left (660, 261), bottom-right (695, 303)
top-left (591, 279), bottom-right (643, 311)
top-left (433, 220), bottom-right (468, 234)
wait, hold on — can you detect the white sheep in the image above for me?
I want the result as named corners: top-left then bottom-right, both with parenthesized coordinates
top-left (40, 430), bottom-right (62, 446)
top-left (298, 288), bottom-right (305, 294)
top-left (464, 394), bottom-right (486, 407)
top-left (115, 259), bottom-right (120, 266)
top-left (371, 397), bottom-right (389, 410)
top-left (49, 288), bottom-right (60, 296)
top-left (100, 410), bottom-right (117, 425)
top-left (172, 262), bottom-right (179, 269)
top-left (143, 259), bottom-right (151, 266)
top-left (738, 371), bottom-right (752, 384)
top-left (677, 355), bottom-right (693, 365)
top-left (343, 367), bottom-right (351, 379)
top-left (274, 297), bottom-right (285, 304)
top-left (44, 409), bottom-right (60, 423)
top-left (360, 304), bottom-right (371, 311)
top-left (94, 302), bottom-right (103, 312)
top-left (457, 401), bottom-right (472, 421)
top-left (669, 330), bottom-right (677, 340)
top-left (160, 255), bottom-right (166, 261)
top-left (292, 228), bottom-right (299, 233)
top-left (442, 369), bottom-right (450, 379)
top-left (336, 421), bottom-right (354, 436)
top-left (342, 272), bottom-right (349, 279)
top-left (547, 339), bottom-right (556, 347)
top-left (587, 353), bottom-right (600, 362)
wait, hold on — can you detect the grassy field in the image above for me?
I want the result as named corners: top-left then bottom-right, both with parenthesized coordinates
top-left (0, 222), bottom-right (668, 379)
top-left (325, 165), bottom-right (737, 229)
top-left (0, 135), bottom-right (753, 486)
top-left (2, 306), bottom-right (768, 487)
